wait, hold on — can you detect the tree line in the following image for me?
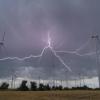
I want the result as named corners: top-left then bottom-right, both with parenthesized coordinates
top-left (0, 80), bottom-right (99, 91)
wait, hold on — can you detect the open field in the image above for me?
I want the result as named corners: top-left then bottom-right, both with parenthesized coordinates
top-left (0, 91), bottom-right (100, 100)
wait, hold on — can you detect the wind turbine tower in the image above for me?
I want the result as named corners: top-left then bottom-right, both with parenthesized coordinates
top-left (91, 34), bottom-right (100, 88)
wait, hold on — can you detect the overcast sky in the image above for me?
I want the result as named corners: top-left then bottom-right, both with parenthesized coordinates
top-left (0, 0), bottom-right (100, 81)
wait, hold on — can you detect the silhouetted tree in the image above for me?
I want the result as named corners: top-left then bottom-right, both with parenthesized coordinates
top-left (72, 85), bottom-right (92, 90)
top-left (17, 80), bottom-right (29, 91)
top-left (52, 85), bottom-right (63, 90)
top-left (64, 87), bottom-right (69, 90)
top-left (38, 83), bottom-right (45, 91)
top-left (52, 86), bottom-right (56, 90)
top-left (30, 81), bottom-right (37, 91)
top-left (58, 85), bottom-right (63, 90)
top-left (82, 85), bottom-right (90, 90)
top-left (0, 82), bottom-right (9, 90)
top-left (44, 84), bottom-right (51, 90)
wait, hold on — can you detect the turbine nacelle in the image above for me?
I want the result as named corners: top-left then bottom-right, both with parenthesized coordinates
top-left (91, 33), bottom-right (99, 40)
top-left (91, 35), bottom-right (99, 39)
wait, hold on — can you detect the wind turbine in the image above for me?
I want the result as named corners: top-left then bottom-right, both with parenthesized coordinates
top-left (91, 33), bottom-right (100, 88)
top-left (0, 32), bottom-right (6, 53)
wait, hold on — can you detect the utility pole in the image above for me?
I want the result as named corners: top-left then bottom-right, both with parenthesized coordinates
top-left (75, 79), bottom-right (77, 87)
top-left (11, 75), bottom-right (14, 89)
top-left (91, 34), bottom-right (100, 88)
top-left (66, 80), bottom-right (69, 88)
top-left (78, 73), bottom-right (82, 87)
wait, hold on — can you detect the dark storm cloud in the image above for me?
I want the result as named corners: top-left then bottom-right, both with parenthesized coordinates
top-left (0, 0), bottom-right (100, 79)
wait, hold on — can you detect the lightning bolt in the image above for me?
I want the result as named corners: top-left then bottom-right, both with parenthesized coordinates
top-left (48, 32), bottom-right (51, 48)
top-left (55, 50), bottom-right (96, 57)
top-left (75, 39), bottom-right (91, 52)
top-left (0, 32), bottom-right (72, 72)
top-left (0, 46), bottom-right (48, 61)
top-left (47, 32), bottom-right (72, 72)
top-left (0, 32), bottom-right (95, 72)
top-left (51, 48), bottom-right (72, 72)
top-left (55, 37), bottom-right (96, 57)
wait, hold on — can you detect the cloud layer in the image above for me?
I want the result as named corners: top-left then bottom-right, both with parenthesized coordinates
top-left (0, 0), bottom-right (100, 80)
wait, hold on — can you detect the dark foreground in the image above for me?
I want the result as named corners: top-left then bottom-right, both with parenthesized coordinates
top-left (0, 91), bottom-right (100, 100)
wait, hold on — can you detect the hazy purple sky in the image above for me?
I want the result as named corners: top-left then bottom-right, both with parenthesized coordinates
top-left (0, 0), bottom-right (100, 80)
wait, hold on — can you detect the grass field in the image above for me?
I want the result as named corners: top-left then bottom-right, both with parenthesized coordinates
top-left (0, 90), bottom-right (100, 100)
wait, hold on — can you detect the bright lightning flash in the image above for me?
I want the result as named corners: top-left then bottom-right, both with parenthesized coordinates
top-left (0, 32), bottom-right (95, 72)
top-left (46, 32), bottom-right (72, 72)
top-left (0, 32), bottom-right (72, 72)
top-left (48, 32), bottom-right (51, 48)
top-left (0, 32), bottom-right (96, 72)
